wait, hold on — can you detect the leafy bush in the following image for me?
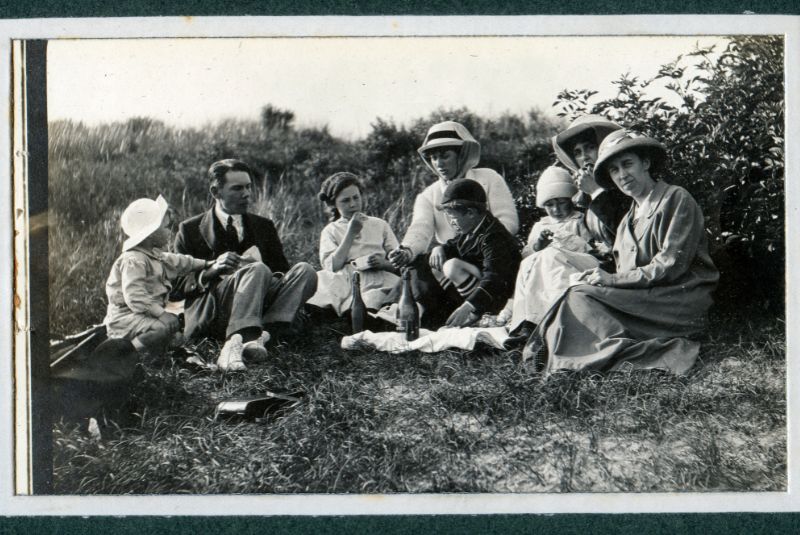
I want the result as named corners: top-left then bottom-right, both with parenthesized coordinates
top-left (553, 36), bottom-right (784, 312)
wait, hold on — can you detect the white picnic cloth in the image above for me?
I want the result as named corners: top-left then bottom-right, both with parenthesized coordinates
top-left (341, 326), bottom-right (510, 353)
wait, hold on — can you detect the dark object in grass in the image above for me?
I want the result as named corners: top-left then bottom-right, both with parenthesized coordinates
top-left (214, 391), bottom-right (304, 422)
top-left (503, 320), bottom-right (535, 350)
top-left (52, 336), bottom-right (142, 424)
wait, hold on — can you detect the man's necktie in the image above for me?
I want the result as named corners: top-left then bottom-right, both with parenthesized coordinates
top-left (226, 215), bottom-right (239, 244)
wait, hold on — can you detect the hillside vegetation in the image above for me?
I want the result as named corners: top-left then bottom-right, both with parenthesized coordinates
top-left (49, 36), bottom-right (785, 493)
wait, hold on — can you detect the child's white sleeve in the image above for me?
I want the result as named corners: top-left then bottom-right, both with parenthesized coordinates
top-left (120, 256), bottom-right (165, 318)
top-left (160, 251), bottom-right (207, 277)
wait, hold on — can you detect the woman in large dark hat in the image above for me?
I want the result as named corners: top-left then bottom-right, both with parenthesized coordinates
top-left (552, 114), bottom-right (629, 246)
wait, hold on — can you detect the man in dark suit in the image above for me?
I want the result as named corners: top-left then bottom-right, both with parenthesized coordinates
top-left (174, 159), bottom-right (317, 371)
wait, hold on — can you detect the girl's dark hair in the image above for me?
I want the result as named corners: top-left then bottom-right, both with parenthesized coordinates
top-left (318, 172), bottom-right (363, 221)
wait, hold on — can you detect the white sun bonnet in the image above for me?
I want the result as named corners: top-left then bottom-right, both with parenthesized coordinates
top-left (121, 194), bottom-right (169, 251)
top-left (536, 166), bottom-right (577, 208)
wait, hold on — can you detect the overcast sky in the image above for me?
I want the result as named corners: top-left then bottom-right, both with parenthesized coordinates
top-left (47, 36), bottom-right (724, 139)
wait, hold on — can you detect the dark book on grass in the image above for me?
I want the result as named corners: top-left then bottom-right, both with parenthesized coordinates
top-left (214, 392), bottom-right (304, 421)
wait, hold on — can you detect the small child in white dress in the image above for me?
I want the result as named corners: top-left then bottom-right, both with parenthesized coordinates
top-left (104, 195), bottom-right (211, 350)
top-left (503, 166), bottom-right (600, 340)
top-left (307, 172), bottom-right (400, 315)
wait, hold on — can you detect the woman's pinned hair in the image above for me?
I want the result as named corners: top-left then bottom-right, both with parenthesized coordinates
top-left (318, 172), bottom-right (363, 220)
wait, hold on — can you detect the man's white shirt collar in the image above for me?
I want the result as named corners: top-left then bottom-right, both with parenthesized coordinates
top-left (214, 201), bottom-right (244, 241)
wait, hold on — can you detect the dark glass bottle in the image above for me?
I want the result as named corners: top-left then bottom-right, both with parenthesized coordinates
top-left (350, 271), bottom-right (366, 334)
top-left (396, 268), bottom-right (420, 341)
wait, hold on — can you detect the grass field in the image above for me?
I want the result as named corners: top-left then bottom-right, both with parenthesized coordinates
top-left (52, 309), bottom-right (785, 494)
top-left (47, 112), bottom-right (786, 494)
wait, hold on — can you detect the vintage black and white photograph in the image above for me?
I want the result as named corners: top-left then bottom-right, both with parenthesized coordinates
top-left (6, 16), bottom-right (794, 513)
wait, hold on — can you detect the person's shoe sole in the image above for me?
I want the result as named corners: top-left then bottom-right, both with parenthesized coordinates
top-left (217, 334), bottom-right (245, 372)
top-left (226, 360), bottom-right (247, 372)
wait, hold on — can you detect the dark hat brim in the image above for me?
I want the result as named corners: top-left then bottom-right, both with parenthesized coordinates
top-left (436, 199), bottom-right (486, 211)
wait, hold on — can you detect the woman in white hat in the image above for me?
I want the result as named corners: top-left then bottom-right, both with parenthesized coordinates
top-left (503, 166), bottom-right (600, 346)
top-left (552, 114), bottom-right (629, 246)
top-left (525, 130), bottom-right (719, 375)
top-left (387, 121), bottom-right (519, 270)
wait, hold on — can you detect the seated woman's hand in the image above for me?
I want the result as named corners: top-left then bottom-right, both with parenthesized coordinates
top-left (428, 246), bottom-right (447, 272)
top-left (347, 212), bottom-right (367, 235)
top-left (575, 164), bottom-right (602, 197)
top-left (388, 246), bottom-right (413, 269)
top-left (366, 252), bottom-right (391, 271)
top-left (578, 266), bottom-right (613, 287)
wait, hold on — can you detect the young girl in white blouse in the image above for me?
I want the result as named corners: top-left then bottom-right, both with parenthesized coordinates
top-left (307, 172), bottom-right (400, 315)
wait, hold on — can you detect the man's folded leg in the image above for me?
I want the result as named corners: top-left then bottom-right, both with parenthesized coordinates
top-left (213, 262), bottom-right (273, 370)
top-left (262, 262), bottom-right (318, 326)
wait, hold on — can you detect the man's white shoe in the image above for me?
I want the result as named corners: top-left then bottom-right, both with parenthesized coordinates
top-left (217, 333), bottom-right (246, 372)
top-left (242, 330), bottom-right (270, 363)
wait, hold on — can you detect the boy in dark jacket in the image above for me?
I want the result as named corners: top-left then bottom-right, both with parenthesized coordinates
top-left (422, 178), bottom-right (521, 327)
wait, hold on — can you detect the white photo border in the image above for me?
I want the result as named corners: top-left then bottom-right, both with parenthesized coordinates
top-left (2, 14), bottom-right (797, 515)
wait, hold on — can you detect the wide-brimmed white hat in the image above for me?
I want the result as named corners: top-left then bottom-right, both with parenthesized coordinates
top-left (552, 115), bottom-right (622, 172)
top-left (593, 130), bottom-right (667, 190)
top-left (417, 121), bottom-right (469, 155)
top-left (121, 194), bottom-right (169, 251)
top-left (536, 166), bottom-right (578, 208)
top-left (416, 121), bottom-right (482, 181)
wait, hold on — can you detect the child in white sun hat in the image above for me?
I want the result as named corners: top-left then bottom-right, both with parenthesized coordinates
top-left (522, 165), bottom-right (595, 256)
top-left (500, 166), bottom-right (600, 346)
top-left (102, 195), bottom-right (212, 358)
